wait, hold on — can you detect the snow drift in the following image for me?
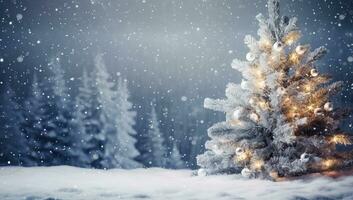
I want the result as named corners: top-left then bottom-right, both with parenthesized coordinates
top-left (1, 166), bottom-right (353, 200)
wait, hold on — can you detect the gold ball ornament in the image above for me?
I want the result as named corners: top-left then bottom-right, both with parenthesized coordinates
top-left (324, 102), bottom-right (333, 111)
top-left (246, 52), bottom-right (256, 62)
top-left (295, 45), bottom-right (307, 55)
top-left (310, 69), bottom-right (319, 77)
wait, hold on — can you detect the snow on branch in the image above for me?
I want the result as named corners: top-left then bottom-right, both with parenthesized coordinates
top-left (306, 46), bottom-right (327, 63)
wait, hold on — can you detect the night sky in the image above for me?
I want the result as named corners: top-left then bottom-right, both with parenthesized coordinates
top-left (1, 0), bottom-right (353, 151)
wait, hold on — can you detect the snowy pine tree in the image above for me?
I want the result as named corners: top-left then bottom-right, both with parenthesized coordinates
top-left (73, 69), bottom-right (105, 168)
top-left (0, 85), bottom-right (30, 166)
top-left (113, 78), bottom-right (141, 168)
top-left (49, 57), bottom-right (83, 165)
top-left (22, 74), bottom-right (55, 165)
top-left (197, 0), bottom-right (353, 180)
top-left (94, 54), bottom-right (123, 168)
top-left (168, 143), bottom-right (185, 169)
top-left (139, 106), bottom-right (167, 167)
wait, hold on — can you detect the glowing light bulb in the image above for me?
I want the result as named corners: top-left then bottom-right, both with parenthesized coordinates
top-left (251, 159), bottom-right (264, 170)
top-left (290, 53), bottom-right (300, 64)
top-left (322, 159), bottom-right (336, 170)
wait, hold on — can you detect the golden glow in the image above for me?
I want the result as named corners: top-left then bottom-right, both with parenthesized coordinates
top-left (303, 83), bottom-right (312, 93)
top-left (322, 159), bottom-right (337, 170)
top-left (284, 31), bottom-right (300, 45)
top-left (330, 135), bottom-right (352, 145)
top-left (283, 97), bottom-right (291, 102)
top-left (230, 119), bottom-right (244, 127)
top-left (289, 53), bottom-right (300, 64)
top-left (269, 171), bottom-right (279, 179)
top-left (258, 101), bottom-right (267, 110)
top-left (251, 68), bottom-right (263, 78)
top-left (235, 150), bottom-right (252, 162)
top-left (255, 80), bottom-right (266, 89)
top-left (251, 159), bottom-right (264, 170)
top-left (307, 104), bottom-right (315, 111)
top-left (259, 39), bottom-right (272, 48)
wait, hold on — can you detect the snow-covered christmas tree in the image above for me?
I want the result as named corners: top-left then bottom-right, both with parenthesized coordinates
top-left (139, 105), bottom-right (168, 168)
top-left (49, 57), bottom-right (83, 165)
top-left (73, 68), bottom-right (105, 168)
top-left (94, 53), bottom-right (140, 169)
top-left (0, 85), bottom-right (29, 166)
top-left (113, 78), bottom-right (141, 168)
top-left (168, 143), bottom-right (185, 169)
top-left (197, 0), bottom-right (353, 180)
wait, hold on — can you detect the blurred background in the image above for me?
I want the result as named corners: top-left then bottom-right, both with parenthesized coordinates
top-left (0, 0), bottom-right (353, 169)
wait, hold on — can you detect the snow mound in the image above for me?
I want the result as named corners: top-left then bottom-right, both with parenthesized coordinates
top-left (0, 166), bottom-right (353, 200)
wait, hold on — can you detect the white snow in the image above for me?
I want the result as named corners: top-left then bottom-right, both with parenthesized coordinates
top-left (0, 166), bottom-right (353, 200)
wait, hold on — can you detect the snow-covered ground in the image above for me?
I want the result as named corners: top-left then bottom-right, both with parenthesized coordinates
top-left (0, 166), bottom-right (353, 200)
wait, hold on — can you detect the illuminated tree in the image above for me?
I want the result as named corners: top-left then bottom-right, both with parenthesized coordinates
top-left (197, 0), bottom-right (353, 180)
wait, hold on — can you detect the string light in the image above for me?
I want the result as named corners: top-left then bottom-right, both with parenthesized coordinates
top-left (284, 31), bottom-right (300, 45)
top-left (321, 159), bottom-right (337, 170)
top-left (259, 39), bottom-right (272, 49)
top-left (258, 101), bottom-right (268, 110)
top-left (289, 53), bottom-right (300, 64)
top-left (251, 159), bottom-right (264, 170)
top-left (303, 83), bottom-right (312, 93)
top-left (330, 135), bottom-right (352, 145)
top-left (307, 104), bottom-right (315, 111)
top-left (234, 150), bottom-right (252, 163)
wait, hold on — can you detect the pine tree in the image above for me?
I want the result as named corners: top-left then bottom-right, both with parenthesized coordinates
top-left (168, 143), bottom-right (185, 169)
top-left (139, 106), bottom-right (167, 167)
top-left (197, 0), bottom-right (353, 180)
top-left (0, 85), bottom-right (29, 166)
top-left (22, 74), bottom-right (55, 165)
top-left (113, 78), bottom-right (141, 168)
top-left (94, 53), bottom-right (121, 168)
top-left (49, 57), bottom-right (85, 166)
top-left (73, 69), bottom-right (105, 168)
